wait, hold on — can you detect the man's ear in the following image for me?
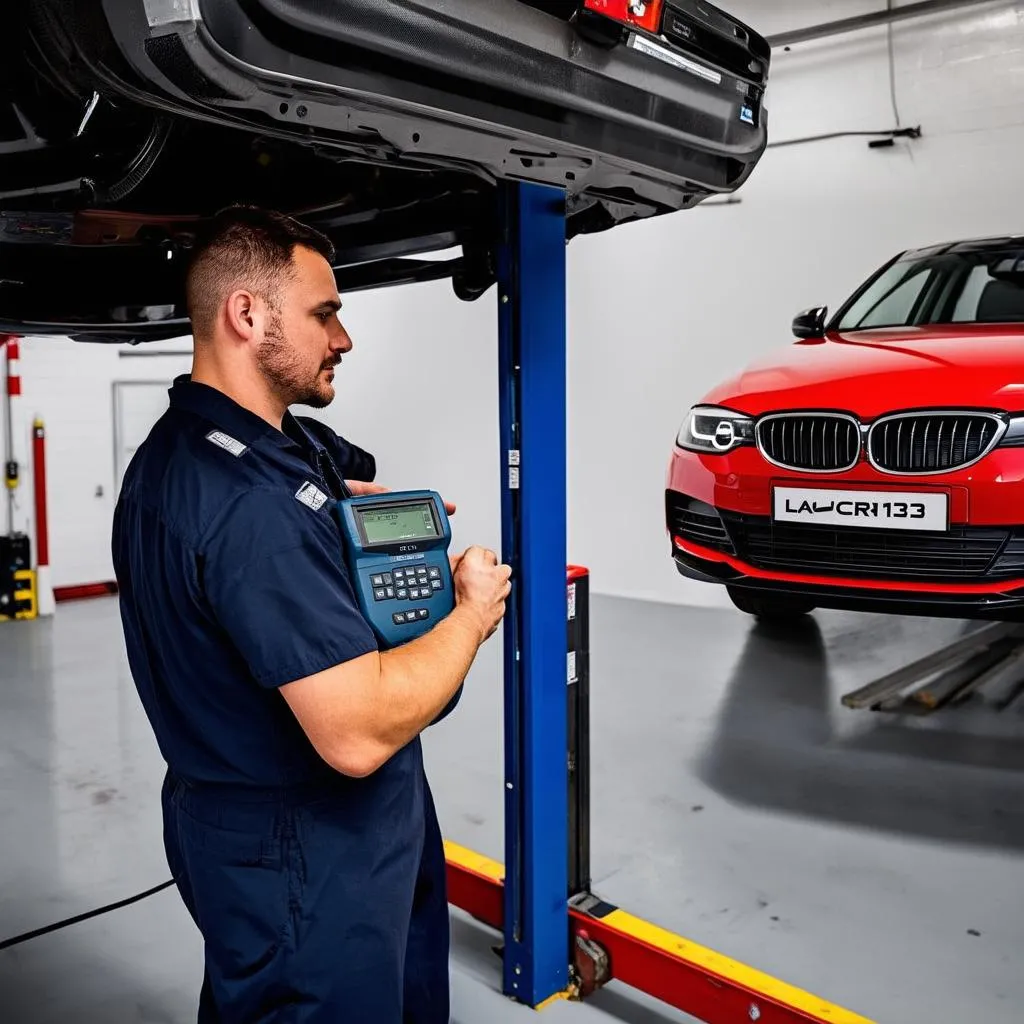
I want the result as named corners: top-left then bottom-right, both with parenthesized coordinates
top-left (224, 289), bottom-right (259, 342)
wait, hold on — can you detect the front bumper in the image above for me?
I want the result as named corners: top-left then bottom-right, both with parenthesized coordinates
top-left (671, 541), bottom-right (1024, 619)
top-left (666, 445), bottom-right (1024, 618)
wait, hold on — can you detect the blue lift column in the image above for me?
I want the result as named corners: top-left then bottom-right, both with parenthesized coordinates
top-left (496, 181), bottom-right (569, 1006)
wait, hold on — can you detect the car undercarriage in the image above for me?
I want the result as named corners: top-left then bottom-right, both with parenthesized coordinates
top-left (0, 0), bottom-right (769, 341)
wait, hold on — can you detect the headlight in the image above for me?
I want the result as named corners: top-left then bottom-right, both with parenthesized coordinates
top-left (1001, 415), bottom-right (1024, 447)
top-left (676, 406), bottom-right (755, 454)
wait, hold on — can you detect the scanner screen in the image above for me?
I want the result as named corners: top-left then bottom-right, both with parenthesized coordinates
top-left (358, 502), bottom-right (438, 544)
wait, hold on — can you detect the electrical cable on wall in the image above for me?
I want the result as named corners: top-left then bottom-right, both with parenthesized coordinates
top-left (768, 0), bottom-right (917, 153)
top-left (768, 126), bottom-right (922, 149)
top-left (887, 0), bottom-right (903, 128)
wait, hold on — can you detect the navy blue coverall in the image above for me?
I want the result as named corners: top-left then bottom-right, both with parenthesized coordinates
top-left (111, 376), bottom-right (450, 1023)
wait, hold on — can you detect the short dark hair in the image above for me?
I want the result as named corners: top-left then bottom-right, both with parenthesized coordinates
top-left (184, 206), bottom-right (335, 338)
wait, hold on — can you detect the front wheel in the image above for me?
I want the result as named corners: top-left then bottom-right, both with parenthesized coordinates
top-left (727, 586), bottom-right (815, 621)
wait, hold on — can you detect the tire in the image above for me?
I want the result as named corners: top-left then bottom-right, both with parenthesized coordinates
top-left (727, 586), bottom-right (815, 621)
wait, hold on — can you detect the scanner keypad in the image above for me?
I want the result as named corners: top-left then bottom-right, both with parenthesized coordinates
top-left (372, 563), bottom-right (446, 627)
top-left (393, 608), bottom-right (430, 625)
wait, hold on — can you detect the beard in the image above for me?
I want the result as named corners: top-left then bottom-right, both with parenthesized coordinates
top-left (256, 310), bottom-right (337, 409)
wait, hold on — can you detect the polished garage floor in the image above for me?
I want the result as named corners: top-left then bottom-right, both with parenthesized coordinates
top-left (1, 596), bottom-right (1022, 1023)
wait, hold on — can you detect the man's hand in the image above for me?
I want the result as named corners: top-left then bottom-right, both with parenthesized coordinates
top-left (346, 480), bottom-right (456, 517)
top-left (452, 546), bottom-right (512, 643)
top-left (345, 480), bottom-right (389, 498)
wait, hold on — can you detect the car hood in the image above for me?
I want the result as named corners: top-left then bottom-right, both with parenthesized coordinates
top-left (704, 325), bottom-right (1024, 419)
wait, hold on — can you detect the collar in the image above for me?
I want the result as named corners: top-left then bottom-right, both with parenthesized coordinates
top-left (168, 375), bottom-right (322, 455)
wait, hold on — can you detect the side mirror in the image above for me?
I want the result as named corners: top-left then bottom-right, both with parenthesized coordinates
top-left (988, 253), bottom-right (1024, 285)
top-left (792, 306), bottom-right (828, 339)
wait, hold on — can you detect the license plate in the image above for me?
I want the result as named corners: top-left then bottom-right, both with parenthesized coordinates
top-left (627, 35), bottom-right (723, 85)
top-left (773, 487), bottom-right (948, 532)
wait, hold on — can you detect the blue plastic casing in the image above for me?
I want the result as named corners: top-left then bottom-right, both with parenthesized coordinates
top-left (334, 490), bottom-right (454, 649)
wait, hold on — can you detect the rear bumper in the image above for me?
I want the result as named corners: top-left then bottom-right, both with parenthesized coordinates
top-left (118, 0), bottom-right (768, 218)
top-left (0, 0), bottom-right (770, 342)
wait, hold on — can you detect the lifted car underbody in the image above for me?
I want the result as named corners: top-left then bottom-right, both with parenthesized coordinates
top-left (0, 0), bottom-right (769, 341)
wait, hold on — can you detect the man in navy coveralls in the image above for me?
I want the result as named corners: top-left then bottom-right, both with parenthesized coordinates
top-left (112, 206), bottom-right (511, 1022)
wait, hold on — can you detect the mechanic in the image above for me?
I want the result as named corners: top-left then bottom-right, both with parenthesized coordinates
top-left (111, 205), bottom-right (511, 1023)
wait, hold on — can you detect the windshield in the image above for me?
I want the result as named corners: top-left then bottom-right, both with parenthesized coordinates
top-left (837, 248), bottom-right (1024, 331)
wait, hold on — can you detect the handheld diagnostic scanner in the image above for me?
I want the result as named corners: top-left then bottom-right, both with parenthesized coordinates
top-left (335, 490), bottom-right (454, 649)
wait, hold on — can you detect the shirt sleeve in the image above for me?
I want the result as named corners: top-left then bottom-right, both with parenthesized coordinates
top-left (201, 486), bottom-right (379, 688)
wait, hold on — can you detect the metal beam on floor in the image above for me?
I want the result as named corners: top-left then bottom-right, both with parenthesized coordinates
top-left (842, 622), bottom-right (1024, 713)
top-left (445, 842), bottom-right (876, 1024)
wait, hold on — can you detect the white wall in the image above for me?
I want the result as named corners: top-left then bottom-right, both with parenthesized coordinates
top-left (7, 339), bottom-right (193, 587)
top-left (3, 0), bottom-right (1024, 602)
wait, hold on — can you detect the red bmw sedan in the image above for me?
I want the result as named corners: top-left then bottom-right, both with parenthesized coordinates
top-left (666, 236), bottom-right (1024, 622)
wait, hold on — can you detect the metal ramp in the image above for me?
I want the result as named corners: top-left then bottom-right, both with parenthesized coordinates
top-left (842, 622), bottom-right (1024, 714)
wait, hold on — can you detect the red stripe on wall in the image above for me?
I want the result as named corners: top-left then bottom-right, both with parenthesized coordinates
top-left (54, 582), bottom-right (119, 602)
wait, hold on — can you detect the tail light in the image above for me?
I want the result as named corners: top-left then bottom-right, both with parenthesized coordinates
top-left (582, 0), bottom-right (664, 35)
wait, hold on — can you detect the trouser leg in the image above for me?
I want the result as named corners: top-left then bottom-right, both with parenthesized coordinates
top-left (402, 777), bottom-right (451, 1024)
top-left (162, 771), bottom-right (220, 1024)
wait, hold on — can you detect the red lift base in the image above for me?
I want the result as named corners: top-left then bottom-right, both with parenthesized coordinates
top-left (445, 842), bottom-right (876, 1024)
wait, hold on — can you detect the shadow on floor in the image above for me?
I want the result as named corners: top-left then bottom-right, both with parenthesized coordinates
top-left (696, 616), bottom-right (1024, 851)
top-left (0, 927), bottom-right (198, 1024)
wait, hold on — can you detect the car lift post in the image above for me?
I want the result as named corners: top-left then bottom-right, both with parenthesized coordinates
top-left (445, 181), bottom-right (875, 1023)
top-left (495, 180), bottom-right (569, 1005)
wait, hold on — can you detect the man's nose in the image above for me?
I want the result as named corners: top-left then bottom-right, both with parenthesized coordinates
top-left (330, 320), bottom-right (353, 353)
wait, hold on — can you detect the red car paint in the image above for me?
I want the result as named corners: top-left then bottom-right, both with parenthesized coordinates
top-left (665, 239), bottom-right (1024, 618)
top-left (702, 325), bottom-right (1024, 420)
top-left (583, 0), bottom-right (664, 34)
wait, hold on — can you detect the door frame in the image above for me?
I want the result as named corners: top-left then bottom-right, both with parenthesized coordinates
top-left (111, 380), bottom-right (172, 493)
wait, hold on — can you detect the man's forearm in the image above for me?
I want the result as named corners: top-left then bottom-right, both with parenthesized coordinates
top-left (281, 605), bottom-right (489, 777)
top-left (372, 606), bottom-right (485, 750)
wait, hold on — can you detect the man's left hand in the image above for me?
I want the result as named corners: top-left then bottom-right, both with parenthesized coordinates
top-left (346, 480), bottom-right (456, 517)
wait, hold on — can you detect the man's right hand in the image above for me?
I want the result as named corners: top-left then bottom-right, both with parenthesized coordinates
top-left (453, 546), bottom-right (512, 643)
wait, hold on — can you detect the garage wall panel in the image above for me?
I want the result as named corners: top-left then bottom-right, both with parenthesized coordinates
top-left (13, 339), bottom-right (192, 588)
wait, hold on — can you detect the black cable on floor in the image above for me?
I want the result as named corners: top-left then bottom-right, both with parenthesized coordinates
top-left (0, 879), bottom-right (175, 951)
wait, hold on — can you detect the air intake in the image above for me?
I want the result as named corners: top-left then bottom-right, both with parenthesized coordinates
top-left (868, 413), bottom-right (1003, 474)
top-left (756, 414), bottom-right (861, 472)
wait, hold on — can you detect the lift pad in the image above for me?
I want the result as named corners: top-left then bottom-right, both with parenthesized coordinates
top-left (445, 841), bottom-right (876, 1024)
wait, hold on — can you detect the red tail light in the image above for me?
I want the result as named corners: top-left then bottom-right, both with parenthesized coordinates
top-left (582, 0), bottom-right (664, 35)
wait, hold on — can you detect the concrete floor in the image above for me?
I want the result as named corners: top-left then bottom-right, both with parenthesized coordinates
top-left (2, 596), bottom-right (1023, 1022)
